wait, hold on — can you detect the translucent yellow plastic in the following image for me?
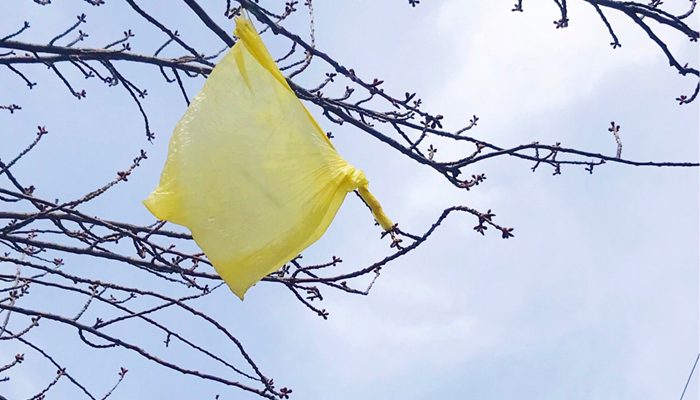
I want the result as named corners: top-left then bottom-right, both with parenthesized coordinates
top-left (143, 16), bottom-right (393, 299)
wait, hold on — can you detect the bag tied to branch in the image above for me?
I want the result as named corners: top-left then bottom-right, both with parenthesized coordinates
top-left (144, 16), bottom-right (393, 299)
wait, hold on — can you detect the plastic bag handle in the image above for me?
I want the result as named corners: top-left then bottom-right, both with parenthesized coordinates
top-left (357, 185), bottom-right (394, 231)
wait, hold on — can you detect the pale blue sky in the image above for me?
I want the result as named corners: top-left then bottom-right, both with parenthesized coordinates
top-left (1, 1), bottom-right (698, 399)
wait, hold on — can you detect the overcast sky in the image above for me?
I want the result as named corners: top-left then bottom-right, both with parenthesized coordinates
top-left (1, 1), bottom-right (698, 399)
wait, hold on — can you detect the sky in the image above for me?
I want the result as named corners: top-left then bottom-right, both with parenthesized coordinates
top-left (1, 1), bottom-right (698, 400)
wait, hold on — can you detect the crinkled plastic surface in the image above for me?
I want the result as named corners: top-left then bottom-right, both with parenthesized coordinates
top-left (144, 16), bottom-right (393, 299)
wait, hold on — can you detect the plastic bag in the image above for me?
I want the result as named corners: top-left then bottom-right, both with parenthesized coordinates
top-left (144, 16), bottom-right (393, 299)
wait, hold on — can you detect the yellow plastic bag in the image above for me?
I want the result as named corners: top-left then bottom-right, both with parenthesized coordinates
top-left (144, 16), bottom-right (393, 299)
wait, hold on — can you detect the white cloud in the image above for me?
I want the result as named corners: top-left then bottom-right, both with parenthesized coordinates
top-left (314, 276), bottom-right (493, 381)
top-left (429, 1), bottom-right (657, 137)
